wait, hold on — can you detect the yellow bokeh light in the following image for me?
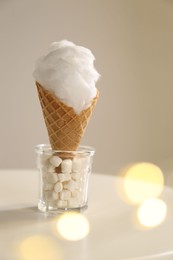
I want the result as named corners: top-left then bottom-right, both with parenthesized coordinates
top-left (18, 235), bottom-right (60, 260)
top-left (137, 198), bottom-right (167, 228)
top-left (123, 163), bottom-right (164, 204)
top-left (56, 212), bottom-right (90, 241)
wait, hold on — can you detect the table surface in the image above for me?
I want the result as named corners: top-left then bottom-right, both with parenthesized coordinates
top-left (0, 169), bottom-right (173, 260)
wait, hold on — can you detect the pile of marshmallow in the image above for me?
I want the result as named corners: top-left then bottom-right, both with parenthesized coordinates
top-left (37, 153), bottom-right (91, 209)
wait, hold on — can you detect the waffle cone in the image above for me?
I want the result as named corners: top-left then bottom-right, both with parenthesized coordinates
top-left (36, 82), bottom-right (99, 151)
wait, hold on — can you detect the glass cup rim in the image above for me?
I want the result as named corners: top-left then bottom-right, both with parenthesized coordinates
top-left (35, 144), bottom-right (95, 156)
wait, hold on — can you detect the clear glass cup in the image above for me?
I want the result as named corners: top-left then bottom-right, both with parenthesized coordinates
top-left (35, 144), bottom-right (95, 214)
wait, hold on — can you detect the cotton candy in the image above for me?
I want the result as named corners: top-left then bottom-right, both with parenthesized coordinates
top-left (33, 40), bottom-right (100, 114)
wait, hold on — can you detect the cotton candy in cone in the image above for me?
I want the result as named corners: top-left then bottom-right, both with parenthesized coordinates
top-left (36, 82), bottom-right (99, 151)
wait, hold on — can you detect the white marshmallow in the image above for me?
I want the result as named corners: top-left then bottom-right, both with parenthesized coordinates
top-left (43, 181), bottom-right (54, 191)
top-left (60, 189), bottom-right (71, 200)
top-left (71, 172), bottom-right (81, 181)
top-left (57, 199), bottom-right (68, 208)
top-left (61, 159), bottom-right (72, 173)
top-left (47, 165), bottom-right (56, 173)
top-left (58, 173), bottom-right (71, 182)
top-left (54, 182), bottom-right (63, 193)
top-left (42, 164), bottom-right (55, 173)
top-left (64, 180), bottom-right (79, 191)
top-left (68, 197), bottom-right (80, 208)
top-left (48, 200), bottom-right (59, 208)
top-left (49, 156), bottom-right (62, 167)
top-left (46, 173), bottom-right (58, 184)
top-left (72, 157), bottom-right (82, 172)
top-left (44, 191), bottom-right (59, 201)
top-left (71, 190), bottom-right (82, 199)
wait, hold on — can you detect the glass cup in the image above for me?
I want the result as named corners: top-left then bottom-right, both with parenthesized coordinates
top-left (35, 144), bottom-right (95, 214)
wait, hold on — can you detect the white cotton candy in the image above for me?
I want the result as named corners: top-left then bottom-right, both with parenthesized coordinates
top-left (33, 40), bottom-right (100, 114)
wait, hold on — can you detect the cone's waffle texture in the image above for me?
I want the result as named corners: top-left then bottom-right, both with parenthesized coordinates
top-left (36, 82), bottom-right (99, 151)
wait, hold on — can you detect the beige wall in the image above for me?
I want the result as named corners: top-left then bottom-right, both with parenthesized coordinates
top-left (0, 0), bottom-right (173, 174)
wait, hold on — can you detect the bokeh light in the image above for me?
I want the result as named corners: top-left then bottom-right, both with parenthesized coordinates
top-left (122, 163), bottom-right (164, 204)
top-left (56, 212), bottom-right (90, 241)
top-left (18, 235), bottom-right (60, 260)
top-left (137, 198), bottom-right (167, 228)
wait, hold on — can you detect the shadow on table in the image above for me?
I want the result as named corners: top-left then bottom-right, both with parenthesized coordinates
top-left (0, 206), bottom-right (52, 229)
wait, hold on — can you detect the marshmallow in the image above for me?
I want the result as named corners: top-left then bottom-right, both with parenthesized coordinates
top-left (61, 159), bottom-right (72, 173)
top-left (54, 182), bottom-right (63, 193)
top-left (71, 190), bottom-right (82, 199)
top-left (46, 173), bottom-right (58, 184)
top-left (58, 173), bottom-right (71, 182)
top-left (48, 200), bottom-right (59, 208)
top-left (47, 165), bottom-right (56, 173)
top-left (44, 191), bottom-right (59, 201)
top-left (43, 181), bottom-right (54, 191)
top-left (60, 190), bottom-right (71, 200)
top-left (72, 157), bottom-right (82, 172)
top-left (71, 173), bottom-right (81, 181)
top-left (57, 200), bottom-right (68, 208)
top-left (42, 164), bottom-right (55, 173)
top-left (49, 156), bottom-right (62, 167)
top-left (68, 197), bottom-right (80, 208)
top-left (64, 180), bottom-right (78, 191)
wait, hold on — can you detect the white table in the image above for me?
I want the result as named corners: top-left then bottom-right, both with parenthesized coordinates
top-left (0, 170), bottom-right (173, 260)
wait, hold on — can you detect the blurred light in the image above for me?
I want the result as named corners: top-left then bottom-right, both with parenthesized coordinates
top-left (18, 235), bottom-right (59, 260)
top-left (56, 212), bottom-right (89, 241)
top-left (123, 163), bottom-right (164, 204)
top-left (137, 198), bottom-right (167, 228)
